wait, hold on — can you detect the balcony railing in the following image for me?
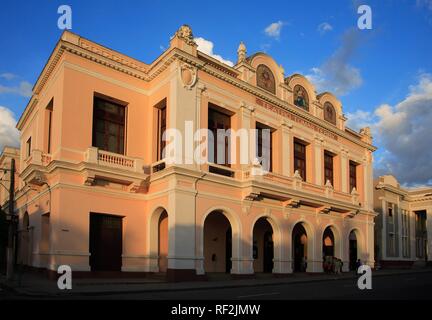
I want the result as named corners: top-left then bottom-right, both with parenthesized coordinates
top-left (24, 150), bottom-right (52, 167)
top-left (85, 147), bottom-right (144, 174)
top-left (242, 165), bottom-right (358, 206)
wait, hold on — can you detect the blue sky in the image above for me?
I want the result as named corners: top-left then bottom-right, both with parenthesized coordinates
top-left (1, 0), bottom-right (431, 186)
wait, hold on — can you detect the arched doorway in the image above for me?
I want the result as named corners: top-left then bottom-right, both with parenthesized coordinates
top-left (20, 212), bottom-right (30, 265)
top-left (252, 218), bottom-right (274, 273)
top-left (158, 210), bottom-right (168, 273)
top-left (323, 227), bottom-right (335, 257)
top-left (349, 230), bottom-right (358, 271)
top-left (203, 211), bottom-right (232, 273)
top-left (292, 223), bottom-right (308, 272)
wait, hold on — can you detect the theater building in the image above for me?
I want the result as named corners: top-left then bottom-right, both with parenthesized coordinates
top-left (0, 25), bottom-right (376, 280)
top-left (374, 175), bottom-right (431, 268)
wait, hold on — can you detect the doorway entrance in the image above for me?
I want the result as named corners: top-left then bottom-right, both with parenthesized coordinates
top-left (292, 223), bottom-right (308, 272)
top-left (89, 213), bottom-right (123, 272)
top-left (252, 218), bottom-right (274, 273)
top-left (349, 230), bottom-right (358, 270)
top-left (158, 211), bottom-right (168, 273)
top-left (323, 227), bottom-right (335, 257)
top-left (203, 211), bottom-right (232, 273)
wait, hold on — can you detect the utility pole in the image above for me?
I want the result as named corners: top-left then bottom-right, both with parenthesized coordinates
top-left (6, 158), bottom-right (16, 281)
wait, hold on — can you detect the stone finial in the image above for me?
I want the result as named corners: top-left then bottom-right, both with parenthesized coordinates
top-left (174, 24), bottom-right (196, 46)
top-left (359, 126), bottom-right (372, 144)
top-left (293, 170), bottom-right (303, 180)
top-left (237, 41), bottom-right (247, 64)
top-left (360, 126), bottom-right (371, 137)
top-left (279, 64), bottom-right (285, 76)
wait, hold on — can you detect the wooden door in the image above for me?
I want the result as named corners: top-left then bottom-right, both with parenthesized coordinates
top-left (89, 213), bottom-right (123, 272)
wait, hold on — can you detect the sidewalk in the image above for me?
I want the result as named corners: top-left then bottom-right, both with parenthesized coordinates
top-left (1, 268), bottom-right (431, 298)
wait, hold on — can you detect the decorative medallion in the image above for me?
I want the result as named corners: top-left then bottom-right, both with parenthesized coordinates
top-left (324, 102), bottom-right (337, 125)
top-left (256, 64), bottom-right (276, 94)
top-left (180, 63), bottom-right (197, 90)
top-left (293, 85), bottom-right (309, 111)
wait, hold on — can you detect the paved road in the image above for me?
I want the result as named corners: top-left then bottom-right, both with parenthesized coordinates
top-left (2, 271), bottom-right (432, 300)
top-left (70, 271), bottom-right (432, 300)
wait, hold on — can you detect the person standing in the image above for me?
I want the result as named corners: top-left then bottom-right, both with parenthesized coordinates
top-left (301, 256), bottom-right (308, 272)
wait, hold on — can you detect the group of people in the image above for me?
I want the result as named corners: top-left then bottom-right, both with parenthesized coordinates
top-left (298, 256), bottom-right (363, 273)
top-left (323, 256), bottom-right (344, 274)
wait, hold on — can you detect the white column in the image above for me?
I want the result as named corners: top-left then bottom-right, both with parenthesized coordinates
top-left (314, 136), bottom-right (323, 186)
top-left (366, 218), bottom-right (375, 268)
top-left (239, 103), bottom-right (253, 171)
top-left (273, 221), bottom-right (292, 274)
top-left (363, 151), bottom-right (374, 212)
top-left (397, 199), bottom-right (403, 259)
top-left (381, 198), bottom-right (387, 260)
top-left (409, 210), bottom-right (416, 260)
top-left (310, 226), bottom-right (323, 273)
top-left (281, 120), bottom-right (293, 177)
top-left (168, 189), bottom-right (197, 273)
top-left (341, 148), bottom-right (349, 193)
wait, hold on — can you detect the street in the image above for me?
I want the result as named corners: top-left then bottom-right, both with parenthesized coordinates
top-left (101, 272), bottom-right (432, 300)
top-left (2, 271), bottom-right (431, 300)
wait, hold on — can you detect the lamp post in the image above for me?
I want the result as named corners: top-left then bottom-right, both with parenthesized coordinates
top-left (3, 158), bottom-right (16, 281)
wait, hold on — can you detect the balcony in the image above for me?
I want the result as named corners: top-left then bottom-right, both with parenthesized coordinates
top-left (83, 147), bottom-right (148, 192)
top-left (240, 164), bottom-right (361, 215)
top-left (24, 150), bottom-right (52, 168)
top-left (85, 147), bottom-right (144, 174)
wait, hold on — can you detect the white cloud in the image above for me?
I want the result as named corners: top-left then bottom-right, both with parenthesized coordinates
top-left (194, 37), bottom-right (234, 67)
top-left (317, 22), bottom-right (333, 34)
top-left (347, 73), bottom-right (432, 186)
top-left (305, 29), bottom-right (363, 96)
top-left (345, 109), bottom-right (374, 132)
top-left (417, 0), bottom-right (432, 10)
top-left (0, 73), bottom-right (17, 81)
top-left (264, 21), bottom-right (284, 39)
top-left (0, 106), bottom-right (20, 151)
top-left (0, 81), bottom-right (32, 97)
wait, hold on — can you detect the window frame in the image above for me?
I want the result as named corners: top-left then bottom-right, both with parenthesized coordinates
top-left (46, 99), bottom-right (53, 154)
top-left (208, 105), bottom-right (232, 167)
top-left (294, 139), bottom-right (307, 180)
top-left (26, 137), bottom-right (32, 159)
top-left (92, 96), bottom-right (127, 155)
top-left (324, 151), bottom-right (334, 186)
top-left (349, 160), bottom-right (357, 192)
top-left (157, 104), bottom-right (167, 161)
top-left (256, 122), bottom-right (274, 172)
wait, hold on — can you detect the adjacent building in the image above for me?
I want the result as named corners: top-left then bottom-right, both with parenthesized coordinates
top-left (0, 26), bottom-right (377, 280)
top-left (374, 175), bottom-right (431, 267)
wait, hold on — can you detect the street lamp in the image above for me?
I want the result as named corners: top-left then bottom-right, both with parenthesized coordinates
top-left (0, 158), bottom-right (16, 281)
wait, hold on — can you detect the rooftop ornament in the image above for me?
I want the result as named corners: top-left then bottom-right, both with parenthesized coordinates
top-left (237, 41), bottom-right (247, 64)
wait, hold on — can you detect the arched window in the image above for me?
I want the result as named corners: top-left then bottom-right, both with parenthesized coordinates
top-left (324, 102), bottom-right (337, 125)
top-left (256, 64), bottom-right (276, 94)
top-left (293, 85), bottom-right (309, 111)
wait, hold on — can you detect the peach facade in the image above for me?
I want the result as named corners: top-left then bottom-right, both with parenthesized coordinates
top-left (0, 25), bottom-right (377, 279)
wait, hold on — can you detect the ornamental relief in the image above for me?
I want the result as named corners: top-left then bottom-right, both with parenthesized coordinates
top-left (180, 63), bottom-right (197, 90)
top-left (175, 24), bottom-right (196, 46)
top-left (324, 102), bottom-right (337, 125)
top-left (293, 85), bottom-right (309, 111)
top-left (256, 64), bottom-right (276, 94)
